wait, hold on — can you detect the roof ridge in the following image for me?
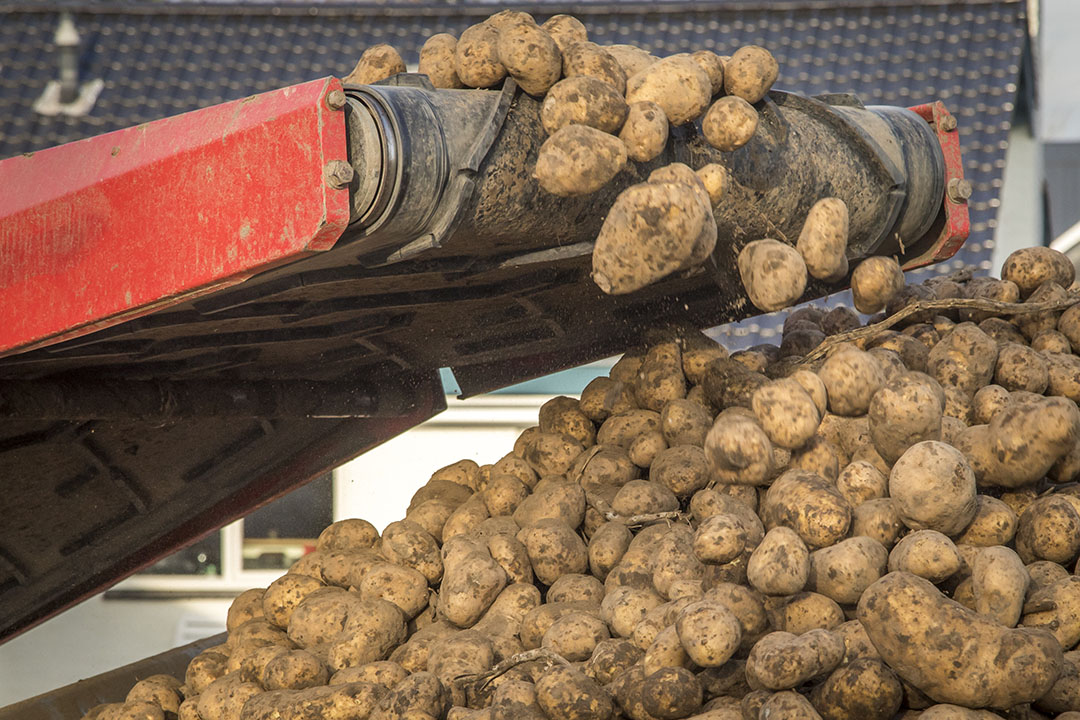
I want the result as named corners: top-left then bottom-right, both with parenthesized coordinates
top-left (0, 0), bottom-right (1024, 16)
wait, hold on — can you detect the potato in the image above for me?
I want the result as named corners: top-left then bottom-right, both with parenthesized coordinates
top-left (517, 518), bottom-right (588, 585)
top-left (535, 665), bottom-right (613, 720)
top-left (344, 44), bottom-right (406, 85)
top-left (455, 23), bottom-right (507, 88)
top-left (329, 660), bottom-right (408, 690)
top-left (690, 50), bottom-right (725, 96)
top-left (868, 371), bottom-right (944, 463)
top-left (887, 530), bottom-right (962, 583)
top-left (969, 545), bottom-right (1027, 627)
top-left (542, 611), bottom-right (610, 661)
top-left (227, 588), bottom-right (266, 632)
top-left (627, 55), bottom-right (712, 125)
top-left (1001, 246), bottom-right (1075, 298)
top-left (383, 671), bottom-right (450, 719)
top-left (1023, 575), bottom-right (1080, 650)
top-left (562, 41), bottom-right (626, 94)
top-left (585, 638), bottom-right (643, 685)
top-left (994, 342), bottom-right (1049, 392)
top-left (702, 96), bottom-right (758, 152)
top-left (197, 676), bottom-right (260, 720)
top-left (327, 597), bottom-right (407, 670)
top-left (428, 632), bottom-right (494, 705)
top-left (640, 666), bottom-right (702, 719)
top-left (745, 629), bottom-right (844, 690)
top-left (605, 44), bottom-right (657, 79)
top-left (487, 533), bottom-right (533, 584)
top-left (888, 441), bottom-right (976, 536)
top-left (751, 377), bottom-right (821, 450)
top-left (1015, 495), bottom-right (1080, 565)
top-left (540, 76), bottom-right (628, 135)
top-left (810, 658), bottom-right (903, 720)
top-left (927, 323), bottom-right (1000, 397)
top-left (691, 514), bottom-right (747, 566)
top-left (318, 518), bottom-right (380, 553)
top-left (704, 409), bottom-right (776, 486)
top-left (616, 100), bottom-right (669, 163)
top-left (849, 499), bottom-right (903, 549)
top-left (649, 445), bottom-right (709, 497)
top-left (497, 22), bottom-right (561, 96)
top-left (818, 346), bottom-right (885, 416)
top-left (125, 675), bottom-right (182, 715)
top-left (760, 469), bottom-right (852, 549)
top-left (635, 342), bottom-right (691, 411)
top-left (835, 461), bottom-right (887, 507)
top-left (418, 34), bottom-right (464, 89)
top-left (851, 256), bottom-right (905, 314)
top-left (541, 15), bottom-right (588, 54)
top-left (971, 384), bottom-right (1010, 425)
top-left (354, 562), bottom-right (427, 621)
top-left (591, 180), bottom-right (710, 295)
top-left (987, 396), bottom-right (1080, 487)
top-left (857, 571), bottom-right (1064, 708)
top-left (1038, 327), bottom-right (1076, 355)
top-left (259, 574), bottom-right (325, 630)
top-left (808, 536), bottom-right (888, 605)
top-left (513, 476), bottom-right (585, 528)
top-left (723, 45), bottom-right (779, 103)
top-left (757, 691), bottom-right (820, 718)
top-left (954, 495), bottom-right (1017, 547)
top-left (672, 600), bottom-right (742, 668)
top-left (767, 591), bottom-right (845, 634)
top-left (382, 520), bottom-right (443, 585)
top-left (737, 239), bottom-right (808, 313)
top-left (746, 526), bottom-right (809, 596)
top-left (440, 546), bottom-right (507, 627)
top-left (796, 198), bottom-right (850, 282)
top-left (261, 649), bottom-right (329, 690)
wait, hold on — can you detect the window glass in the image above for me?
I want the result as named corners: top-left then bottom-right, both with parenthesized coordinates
top-left (141, 532), bottom-right (221, 576)
top-left (242, 473), bottom-right (333, 570)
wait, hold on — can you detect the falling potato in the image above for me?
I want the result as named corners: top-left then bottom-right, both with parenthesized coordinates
top-left (797, 197), bottom-right (850, 282)
top-left (737, 239), bottom-right (808, 312)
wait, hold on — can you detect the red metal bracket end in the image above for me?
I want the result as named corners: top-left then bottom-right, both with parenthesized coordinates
top-left (901, 101), bottom-right (971, 270)
top-left (0, 77), bottom-right (351, 357)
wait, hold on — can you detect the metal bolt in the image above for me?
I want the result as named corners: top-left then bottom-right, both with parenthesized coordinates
top-left (324, 160), bottom-right (354, 189)
top-left (947, 177), bottom-right (972, 203)
top-left (939, 114), bottom-right (957, 132)
top-left (326, 89), bottom-right (347, 111)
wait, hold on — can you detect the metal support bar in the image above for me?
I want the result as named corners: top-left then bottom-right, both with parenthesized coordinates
top-left (0, 378), bottom-right (404, 420)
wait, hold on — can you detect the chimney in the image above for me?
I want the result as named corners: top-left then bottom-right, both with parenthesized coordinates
top-left (55, 13), bottom-right (80, 104)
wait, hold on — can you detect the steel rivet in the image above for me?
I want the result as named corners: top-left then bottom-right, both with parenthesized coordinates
top-left (324, 160), bottom-right (354, 189)
top-left (326, 89), bottom-right (347, 111)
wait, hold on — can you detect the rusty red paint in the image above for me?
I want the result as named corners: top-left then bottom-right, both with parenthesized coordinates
top-left (0, 77), bottom-right (350, 357)
top-left (902, 101), bottom-right (970, 270)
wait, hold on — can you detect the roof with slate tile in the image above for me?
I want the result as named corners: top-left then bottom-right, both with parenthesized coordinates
top-left (0, 0), bottom-right (1027, 341)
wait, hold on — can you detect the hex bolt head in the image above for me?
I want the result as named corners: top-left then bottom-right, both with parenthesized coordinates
top-left (947, 177), bottom-right (972, 203)
top-left (326, 89), bottom-right (347, 111)
top-left (324, 160), bottom-right (354, 189)
top-left (939, 114), bottom-right (957, 132)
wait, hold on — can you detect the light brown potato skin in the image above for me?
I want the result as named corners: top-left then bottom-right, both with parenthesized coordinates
top-left (751, 378), bottom-right (820, 450)
top-left (927, 323), bottom-right (1000, 397)
top-left (737, 239), bottom-right (807, 313)
top-left (888, 441), bottom-right (976, 536)
top-left (810, 658), bottom-right (903, 720)
top-left (868, 371), bottom-right (944, 463)
top-left (851, 256), bottom-right (905, 314)
top-left (541, 15), bottom-right (588, 54)
top-left (497, 23), bottom-right (561, 96)
top-left (1002, 246), bottom-right (1075, 298)
top-left (535, 665), bottom-right (613, 720)
top-left (857, 571), bottom-right (1064, 708)
top-left (455, 23), bottom-right (507, 88)
top-left (605, 44), bottom-right (657, 79)
top-left (760, 469), bottom-right (852, 549)
top-left (591, 181), bottom-right (708, 295)
top-left (818, 346), bottom-right (885, 417)
top-left (955, 495), bottom-right (1017, 547)
top-left (702, 96), bottom-right (758, 152)
top-left (626, 56), bottom-right (712, 126)
top-left (317, 518), bottom-right (380, 553)
top-left (970, 545), bottom-right (1027, 627)
top-left (263, 574), bottom-right (325, 629)
top-left (797, 198), bottom-right (849, 282)
top-left (227, 588), bottom-right (266, 632)
top-left (618, 101), bottom-right (668, 163)
top-left (887, 530), bottom-right (962, 583)
top-left (535, 124), bottom-right (627, 198)
top-left (419, 34), bottom-right (464, 89)
top-left (562, 41), bottom-right (626, 94)
top-left (746, 526), bottom-right (809, 596)
top-left (704, 409), bottom-right (776, 486)
top-left (540, 76), bottom-right (628, 135)
top-left (691, 50), bottom-right (725, 95)
top-left (745, 629), bottom-right (844, 690)
top-left (344, 44), bottom-right (406, 85)
top-left (674, 600), bottom-right (742, 668)
top-left (723, 45), bottom-right (779, 103)
top-left (808, 536), bottom-right (888, 605)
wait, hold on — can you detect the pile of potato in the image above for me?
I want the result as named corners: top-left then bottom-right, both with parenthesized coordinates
top-left (343, 10), bottom-right (780, 298)
top-left (82, 244), bottom-right (1080, 720)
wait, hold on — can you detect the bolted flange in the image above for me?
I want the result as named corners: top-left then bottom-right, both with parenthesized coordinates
top-left (324, 160), bottom-right (354, 190)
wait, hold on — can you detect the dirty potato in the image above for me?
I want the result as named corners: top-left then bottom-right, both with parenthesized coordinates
top-left (419, 34), bottom-right (464, 89)
top-left (702, 96), bottom-right (758, 152)
top-left (737, 239), bottom-right (808, 312)
top-left (345, 44), bottom-right (406, 85)
top-left (535, 124), bottom-right (626, 197)
top-left (797, 197), bottom-right (849, 282)
top-left (497, 23), bottom-right (562, 96)
top-left (626, 55), bottom-right (712, 126)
